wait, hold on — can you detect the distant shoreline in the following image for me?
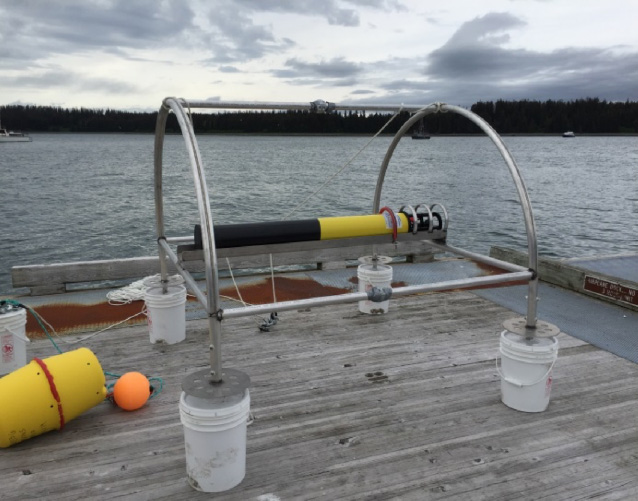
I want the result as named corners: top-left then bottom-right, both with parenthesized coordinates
top-left (22, 131), bottom-right (638, 137)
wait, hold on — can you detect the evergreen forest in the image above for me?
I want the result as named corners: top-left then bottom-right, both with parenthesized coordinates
top-left (1, 98), bottom-right (637, 135)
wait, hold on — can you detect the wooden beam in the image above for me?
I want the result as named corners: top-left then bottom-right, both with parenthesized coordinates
top-left (11, 240), bottom-right (436, 295)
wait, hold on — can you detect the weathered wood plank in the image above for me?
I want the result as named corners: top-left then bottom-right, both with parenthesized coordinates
top-left (489, 246), bottom-right (638, 311)
top-left (12, 239), bottom-right (436, 294)
top-left (1, 292), bottom-right (636, 500)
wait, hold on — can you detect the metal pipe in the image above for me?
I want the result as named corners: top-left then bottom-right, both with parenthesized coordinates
top-left (157, 238), bottom-right (208, 307)
top-left (165, 236), bottom-right (195, 244)
top-left (423, 241), bottom-right (529, 273)
top-left (221, 270), bottom-right (532, 319)
top-left (153, 104), bottom-right (170, 293)
top-left (373, 103), bottom-right (539, 332)
top-left (443, 104), bottom-right (539, 329)
top-left (156, 97), bottom-right (223, 381)
top-left (170, 100), bottom-right (423, 113)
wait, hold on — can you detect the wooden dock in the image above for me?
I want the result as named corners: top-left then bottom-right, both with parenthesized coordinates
top-left (2, 290), bottom-right (638, 500)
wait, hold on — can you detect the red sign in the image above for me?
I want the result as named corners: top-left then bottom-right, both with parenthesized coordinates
top-left (583, 275), bottom-right (638, 306)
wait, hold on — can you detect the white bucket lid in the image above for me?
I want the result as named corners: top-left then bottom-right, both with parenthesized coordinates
top-left (358, 255), bottom-right (392, 265)
top-left (500, 330), bottom-right (558, 354)
top-left (142, 274), bottom-right (185, 288)
top-left (0, 307), bottom-right (27, 325)
top-left (358, 263), bottom-right (393, 278)
top-left (144, 285), bottom-right (186, 299)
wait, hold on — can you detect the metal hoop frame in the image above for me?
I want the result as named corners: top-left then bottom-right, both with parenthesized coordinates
top-left (153, 99), bottom-right (539, 381)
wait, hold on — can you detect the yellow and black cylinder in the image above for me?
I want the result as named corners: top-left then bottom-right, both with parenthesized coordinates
top-left (194, 211), bottom-right (440, 249)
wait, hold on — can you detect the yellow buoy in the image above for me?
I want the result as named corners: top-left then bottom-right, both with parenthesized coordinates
top-left (0, 347), bottom-right (106, 447)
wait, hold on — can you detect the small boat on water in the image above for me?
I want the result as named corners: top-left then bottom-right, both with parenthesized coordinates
top-left (562, 131), bottom-right (575, 138)
top-left (0, 114), bottom-right (32, 142)
top-left (411, 119), bottom-right (430, 139)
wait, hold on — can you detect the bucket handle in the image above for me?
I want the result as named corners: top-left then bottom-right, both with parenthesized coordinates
top-left (495, 355), bottom-right (556, 388)
top-left (3, 325), bottom-right (30, 344)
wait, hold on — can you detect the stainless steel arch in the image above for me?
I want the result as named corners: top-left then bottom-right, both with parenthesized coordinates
top-left (372, 103), bottom-right (539, 328)
top-left (153, 98), bottom-right (542, 383)
top-left (154, 97), bottom-right (223, 381)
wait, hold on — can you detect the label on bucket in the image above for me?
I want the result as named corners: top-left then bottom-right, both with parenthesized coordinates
top-left (1, 334), bottom-right (14, 363)
top-left (545, 375), bottom-right (553, 398)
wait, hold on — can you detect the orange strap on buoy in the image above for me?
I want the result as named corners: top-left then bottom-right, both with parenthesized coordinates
top-left (33, 357), bottom-right (65, 430)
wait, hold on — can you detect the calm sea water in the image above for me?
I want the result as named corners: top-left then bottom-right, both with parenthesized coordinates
top-left (1, 133), bottom-right (637, 294)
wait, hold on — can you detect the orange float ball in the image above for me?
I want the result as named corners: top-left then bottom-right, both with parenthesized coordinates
top-left (113, 372), bottom-right (151, 411)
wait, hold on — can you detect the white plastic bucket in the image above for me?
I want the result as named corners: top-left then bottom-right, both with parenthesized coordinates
top-left (179, 389), bottom-right (251, 492)
top-left (144, 285), bottom-right (187, 344)
top-left (497, 330), bottom-right (558, 412)
top-left (0, 308), bottom-right (29, 376)
top-left (358, 264), bottom-right (393, 314)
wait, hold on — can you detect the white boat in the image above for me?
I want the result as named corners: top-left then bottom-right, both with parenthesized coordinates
top-left (562, 131), bottom-right (575, 138)
top-left (411, 119), bottom-right (430, 139)
top-left (0, 115), bottom-right (32, 142)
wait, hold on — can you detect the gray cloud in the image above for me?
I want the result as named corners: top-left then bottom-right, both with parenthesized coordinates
top-left (270, 57), bottom-right (363, 88)
top-left (427, 13), bottom-right (528, 79)
top-left (0, 0), bottom-right (407, 71)
top-left (0, 69), bottom-right (139, 95)
top-left (0, 0), bottom-right (196, 66)
top-left (199, 1), bottom-right (403, 63)
top-left (349, 12), bottom-right (638, 106)
top-left (2, 3), bottom-right (636, 107)
top-left (275, 58), bottom-right (363, 79)
top-left (221, 0), bottom-right (405, 26)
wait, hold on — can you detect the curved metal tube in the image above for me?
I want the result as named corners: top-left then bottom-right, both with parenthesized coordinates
top-left (429, 203), bottom-right (449, 232)
top-left (399, 205), bottom-right (418, 234)
top-left (154, 97), bottom-right (223, 381)
top-left (373, 103), bottom-right (539, 329)
top-left (413, 203), bottom-right (434, 232)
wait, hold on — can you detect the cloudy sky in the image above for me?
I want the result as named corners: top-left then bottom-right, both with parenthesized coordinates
top-left (1, 0), bottom-right (637, 110)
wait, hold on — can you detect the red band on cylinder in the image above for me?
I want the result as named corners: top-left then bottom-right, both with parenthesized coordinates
top-left (33, 357), bottom-right (65, 430)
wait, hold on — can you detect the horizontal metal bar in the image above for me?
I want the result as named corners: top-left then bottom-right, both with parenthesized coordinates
top-left (425, 241), bottom-right (529, 273)
top-left (165, 235), bottom-right (194, 244)
top-left (177, 100), bottom-right (427, 114)
top-left (158, 239), bottom-right (209, 307)
top-left (221, 270), bottom-right (532, 319)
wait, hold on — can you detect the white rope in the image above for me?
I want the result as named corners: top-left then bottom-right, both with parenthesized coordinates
top-left (269, 253), bottom-right (277, 304)
top-left (106, 274), bottom-right (185, 305)
top-left (106, 278), bottom-right (148, 304)
top-left (62, 307), bottom-right (147, 345)
top-left (226, 258), bottom-right (264, 327)
top-left (226, 258), bottom-right (248, 307)
top-left (287, 107), bottom-right (404, 216)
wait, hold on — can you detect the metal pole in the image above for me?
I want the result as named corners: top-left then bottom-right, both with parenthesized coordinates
top-left (153, 104), bottom-right (170, 293)
top-left (372, 103), bottom-right (539, 332)
top-left (156, 97), bottom-right (223, 381)
top-left (222, 270), bottom-right (533, 320)
top-left (157, 238), bottom-right (208, 307)
top-left (173, 100), bottom-right (422, 113)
